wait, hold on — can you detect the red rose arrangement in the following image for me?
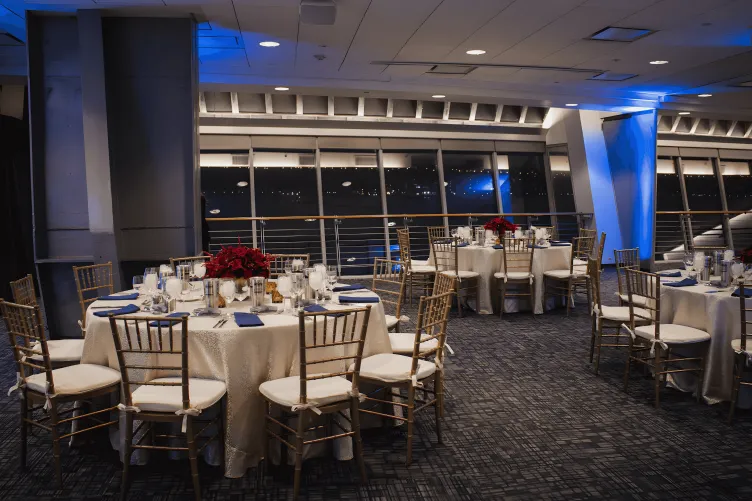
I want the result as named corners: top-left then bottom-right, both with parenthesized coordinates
top-left (203, 245), bottom-right (271, 279)
top-left (483, 217), bottom-right (518, 235)
top-left (741, 248), bottom-right (752, 264)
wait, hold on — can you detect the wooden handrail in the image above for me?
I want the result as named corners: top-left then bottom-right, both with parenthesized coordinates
top-left (206, 212), bottom-right (592, 222)
top-left (656, 210), bottom-right (752, 215)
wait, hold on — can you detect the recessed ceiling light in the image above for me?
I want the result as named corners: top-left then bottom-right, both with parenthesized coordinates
top-left (565, 103), bottom-right (578, 107)
top-left (444, 182), bottom-right (448, 187)
top-left (679, 112), bottom-right (690, 115)
top-left (650, 60), bottom-right (669, 65)
top-left (341, 181), bottom-right (352, 187)
top-left (588, 26), bottom-right (654, 42)
top-left (259, 41), bottom-right (280, 47)
top-left (274, 86), bottom-right (289, 91)
top-left (698, 93), bottom-right (712, 98)
top-left (466, 49), bottom-right (486, 55)
top-left (237, 181), bottom-right (248, 187)
top-left (432, 94), bottom-right (446, 99)
top-left (209, 209), bottom-right (220, 214)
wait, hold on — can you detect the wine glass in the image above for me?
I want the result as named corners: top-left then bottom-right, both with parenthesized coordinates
top-left (289, 273), bottom-right (305, 313)
top-left (309, 270), bottom-right (325, 305)
top-left (326, 265), bottom-right (338, 302)
top-left (132, 275), bottom-right (144, 292)
top-left (144, 270), bottom-right (159, 294)
top-left (683, 252), bottom-right (695, 277)
top-left (283, 259), bottom-right (292, 275)
top-left (277, 275), bottom-right (292, 314)
top-left (219, 279), bottom-right (236, 305)
top-left (165, 277), bottom-right (183, 299)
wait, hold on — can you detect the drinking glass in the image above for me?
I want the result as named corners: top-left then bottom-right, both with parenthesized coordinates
top-left (731, 261), bottom-right (745, 281)
top-left (283, 259), bottom-right (293, 275)
top-left (132, 275), bottom-right (144, 292)
top-left (309, 270), bottom-right (325, 304)
top-left (277, 275), bottom-right (292, 314)
top-left (144, 270), bottom-right (159, 294)
top-left (289, 273), bottom-right (305, 313)
top-left (194, 261), bottom-right (207, 279)
top-left (219, 279), bottom-right (236, 306)
top-left (326, 265), bottom-right (338, 302)
top-left (683, 252), bottom-right (695, 276)
top-left (165, 277), bottom-right (183, 298)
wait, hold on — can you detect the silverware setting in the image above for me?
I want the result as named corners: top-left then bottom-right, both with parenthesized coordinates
top-left (212, 318), bottom-right (229, 328)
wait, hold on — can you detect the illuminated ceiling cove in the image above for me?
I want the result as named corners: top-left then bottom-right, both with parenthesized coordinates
top-left (1, 0), bottom-right (752, 116)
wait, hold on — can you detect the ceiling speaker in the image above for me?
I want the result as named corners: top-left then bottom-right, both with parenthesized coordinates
top-left (300, 0), bottom-right (337, 25)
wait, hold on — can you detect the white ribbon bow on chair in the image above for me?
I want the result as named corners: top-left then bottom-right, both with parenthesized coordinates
top-left (175, 408), bottom-right (201, 433)
top-left (43, 381), bottom-right (55, 411)
top-left (348, 390), bottom-right (366, 403)
top-left (117, 403), bottom-right (141, 413)
top-left (620, 323), bottom-right (666, 356)
top-left (291, 402), bottom-right (322, 415)
top-left (7, 372), bottom-right (24, 398)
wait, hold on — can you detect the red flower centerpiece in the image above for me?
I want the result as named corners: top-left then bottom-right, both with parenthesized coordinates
top-left (741, 248), bottom-right (752, 264)
top-left (484, 217), bottom-right (518, 236)
top-left (204, 245), bottom-right (271, 279)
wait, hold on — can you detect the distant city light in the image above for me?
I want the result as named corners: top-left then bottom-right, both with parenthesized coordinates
top-left (260, 41), bottom-right (280, 47)
top-left (237, 181), bottom-right (248, 187)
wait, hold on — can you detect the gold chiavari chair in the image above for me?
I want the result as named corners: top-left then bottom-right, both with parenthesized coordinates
top-left (587, 258), bottom-right (650, 375)
top-left (623, 268), bottom-right (710, 408)
top-left (397, 228), bottom-right (436, 304)
top-left (73, 262), bottom-right (114, 335)
top-left (170, 255), bottom-right (211, 272)
top-left (614, 248), bottom-right (643, 307)
top-left (432, 272), bottom-right (456, 296)
top-left (579, 227), bottom-right (597, 240)
top-left (729, 280), bottom-right (752, 424)
top-left (109, 314), bottom-right (226, 501)
top-left (260, 306), bottom-right (371, 499)
top-left (430, 235), bottom-right (479, 317)
top-left (543, 236), bottom-right (594, 316)
top-left (2, 300), bottom-right (120, 486)
top-left (10, 274), bottom-right (37, 306)
top-left (357, 291), bottom-right (453, 465)
top-left (495, 237), bottom-right (535, 317)
top-left (268, 253), bottom-right (310, 278)
top-left (10, 274), bottom-right (85, 365)
top-left (371, 258), bottom-right (407, 332)
top-left (537, 226), bottom-right (558, 240)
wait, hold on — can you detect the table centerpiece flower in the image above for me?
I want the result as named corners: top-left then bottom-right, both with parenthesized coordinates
top-left (483, 217), bottom-right (518, 244)
top-left (204, 244), bottom-right (271, 302)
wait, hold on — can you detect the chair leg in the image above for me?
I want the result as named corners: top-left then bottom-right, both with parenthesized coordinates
top-left (186, 417), bottom-right (202, 501)
top-left (623, 339), bottom-right (633, 392)
top-left (729, 356), bottom-right (741, 424)
top-left (120, 413), bottom-right (133, 501)
top-left (566, 278), bottom-right (573, 317)
top-left (218, 397), bottom-right (226, 476)
top-left (350, 397), bottom-right (367, 483)
top-left (654, 347), bottom-right (662, 409)
top-left (697, 353), bottom-right (707, 404)
top-left (19, 390), bottom-right (27, 470)
top-left (261, 401), bottom-right (270, 488)
top-left (458, 286), bottom-right (464, 318)
top-left (499, 280), bottom-right (506, 318)
top-left (406, 386), bottom-right (415, 466)
top-left (594, 321), bottom-right (603, 375)
top-left (434, 374), bottom-right (443, 444)
top-left (589, 315), bottom-right (596, 363)
top-left (293, 411), bottom-right (306, 500)
top-left (49, 401), bottom-right (62, 488)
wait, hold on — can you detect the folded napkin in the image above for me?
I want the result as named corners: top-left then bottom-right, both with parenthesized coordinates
top-left (658, 271), bottom-right (682, 278)
top-left (234, 312), bottom-right (264, 327)
top-left (304, 304), bottom-right (346, 316)
top-left (732, 287), bottom-right (752, 298)
top-left (149, 312), bottom-right (189, 327)
top-left (98, 292), bottom-right (139, 301)
top-left (454, 242), bottom-right (469, 248)
top-left (662, 278), bottom-right (698, 287)
top-left (550, 240), bottom-right (564, 244)
top-left (93, 304), bottom-right (140, 317)
top-left (339, 295), bottom-right (380, 304)
top-left (492, 244), bottom-right (504, 250)
top-left (550, 242), bottom-right (570, 247)
top-left (332, 284), bottom-right (366, 292)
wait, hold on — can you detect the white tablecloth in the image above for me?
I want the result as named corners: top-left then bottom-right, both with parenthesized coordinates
top-left (80, 289), bottom-right (392, 478)
top-left (430, 244), bottom-right (572, 314)
top-left (659, 282), bottom-right (748, 404)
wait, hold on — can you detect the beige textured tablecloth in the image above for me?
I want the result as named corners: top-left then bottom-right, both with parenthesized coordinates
top-left (81, 290), bottom-right (392, 478)
top-left (429, 244), bottom-right (572, 314)
top-left (659, 283), bottom-right (747, 404)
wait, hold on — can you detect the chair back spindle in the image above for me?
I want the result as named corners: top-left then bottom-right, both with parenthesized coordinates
top-left (739, 280), bottom-right (752, 352)
top-left (268, 254), bottom-right (310, 278)
top-left (372, 258), bottom-right (406, 320)
top-left (1, 300), bottom-right (54, 395)
top-left (10, 274), bottom-right (38, 306)
top-left (624, 269), bottom-right (659, 334)
top-left (73, 262), bottom-right (114, 331)
top-left (412, 291), bottom-right (454, 368)
top-left (502, 237), bottom-right (534, 275)
top-left (614, 248), bottom-right (640, 298)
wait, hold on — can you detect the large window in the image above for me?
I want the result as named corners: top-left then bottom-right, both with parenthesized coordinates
top-left (199, 152), bottom-right (251, 252)
top-left (507, 153), bottom-right (550, 226)
top-left (549, 153), bottom-right (575, 213)
top-left (443, 152), bottom-right (496, 228)
top-left (654, 157), bottom-right (685, 258)
top-left (253, 150), bottom-right (321, 259)
top-left (682, 158), bottom-right (722, 211)
top-left (721, 159), bottom-right (752, 250)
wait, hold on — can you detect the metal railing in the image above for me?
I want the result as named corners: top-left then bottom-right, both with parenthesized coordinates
top-left (654, 210), bottom-right (752, 261)
top-left (207, 212), bottom-right (594, 276)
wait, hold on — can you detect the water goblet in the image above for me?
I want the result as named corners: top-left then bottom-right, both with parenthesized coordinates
top-left (289, 273), bottom-right (305, 313)
top-left (219, 279), bottom-right (236, 306)
top-left (277, 275), bottom-right (292, 314)
top-left (309, 270), bottom-right (325, 304)
top-left (132, 275), bottom-right (144, 292)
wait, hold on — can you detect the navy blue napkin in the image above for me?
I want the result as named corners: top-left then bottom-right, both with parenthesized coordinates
top-left (149, 312), bottom-right (189, 327)
top-left (339, 295), bottom-right (380, 304)
top-left (94, 304), bottom-right (140, 317)
top-left (454, 242), bottom-right (469, 248)
top-left (332, 284), bottom-right (366, 292)
top-left (98, 292), bottom-right (139, 301)
top-left (550, 242), bottom-right (570, 247)
top-left (234, 312), bottom-right (264, 327)
top-left (663, 278), bottom-right (698, 287)
top-left (659, 271), bottom-right (682, 278)
top-left (492, 244), bottom-right (504, 250)
top-left (304, 304), bottom-right (345, 316)
top-left (732, 287), bottom-right (752, 298)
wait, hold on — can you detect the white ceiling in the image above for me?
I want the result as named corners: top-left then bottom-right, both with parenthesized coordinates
top-left (2, 0), bottom-right (752, 115)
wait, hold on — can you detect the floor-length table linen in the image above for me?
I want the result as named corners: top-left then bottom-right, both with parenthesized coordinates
top-left (80, 290), bottom-right (392, 478)
top-left (429, 244), bottom-right (572, 314)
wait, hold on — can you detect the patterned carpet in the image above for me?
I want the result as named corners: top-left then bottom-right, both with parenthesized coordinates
top-left (1, 269), bottom-right (751, 500)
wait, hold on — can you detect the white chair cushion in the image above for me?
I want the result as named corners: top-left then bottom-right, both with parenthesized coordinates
top-left (494, 271), bottom-right (533, 280)
top-left (731, 339), bottom-right (751, 353)
top-left (26, 364), bottom-right (120, 396)
top-left (411, 259), bottom-right (429, 267)
top-left (259, 375), bottom-right (352, 409)
top-left (598, 305), bottom-right (652, 323)
top-left (544, 269), bottom-right (585, 279)
top-left (385, 315), bottom-right (399, 329)
top-left (440, 270), bottom-right (479, 279)
top-left (30, 339), bottom-right (85, 363)
top-left (634, 323), bottom-right (710, 345)
top-left (618, 293), bottom-right (649, 306)
top-left (353, 353), bottom-right (436, 384)
top-left (412, 264), bottom-right (436, 273)
top-left (388, 332), bottom-right (440, 355)
top-left (573, 258), bottom-right (587, 266)
top-left (131, 377), bottom-right (226, 413)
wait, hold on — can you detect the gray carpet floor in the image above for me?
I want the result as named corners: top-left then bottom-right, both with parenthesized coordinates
top-left (1, 269), bottom-right (751, 500)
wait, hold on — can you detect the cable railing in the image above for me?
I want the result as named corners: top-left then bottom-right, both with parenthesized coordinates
top-left (654, 210), bottom-right (752, 261)
top-left (206, 212), bottom-right (594, 276)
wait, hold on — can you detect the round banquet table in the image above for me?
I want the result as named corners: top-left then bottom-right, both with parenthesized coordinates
top-left (659, 278), bottom-right (750, 405)
top-left (429, 243), bottom-right (572, 314)
top-left (80, 287), bottom-right (392, 478)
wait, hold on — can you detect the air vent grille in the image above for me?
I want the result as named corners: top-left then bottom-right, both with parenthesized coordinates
top-left (354, 154), bottom-right (377, 167)
top-left (231, 154), bottom-right (249, 165)
top-left (299, 154), bottom-right (315, 166)
top-left (428, 64), bottom-right (476, 75)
